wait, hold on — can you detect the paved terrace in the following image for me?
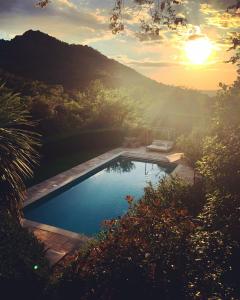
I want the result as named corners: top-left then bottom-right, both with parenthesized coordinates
top-left (22, 147), bottom-right (194, 267)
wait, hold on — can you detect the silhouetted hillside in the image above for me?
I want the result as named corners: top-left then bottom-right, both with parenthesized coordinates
top-left (0, 30), bottom-right (168, 91)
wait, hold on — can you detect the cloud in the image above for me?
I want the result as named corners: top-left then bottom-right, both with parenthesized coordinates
top-left (188, 33), bottom-right (205, 41)
top-left (115, 55), bottom-right (180, 68)
top-left (201, 0), bottom-right (237, 10)
top-left (136, 32), bottom-right (165, 42)
top-left (200, 2), bottom-right (240, 29)
top-left (130, 61), bottom-right (180, 67)
top-left (0, 0), bottom-right (20, 12)
top-left (58, 0), bottom-right (76, 9)
top-left (0, 0), bottom-right (113, 44)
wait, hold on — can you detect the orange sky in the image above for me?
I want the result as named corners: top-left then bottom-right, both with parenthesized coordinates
top-left (138, 63), bottom-right (237, 91)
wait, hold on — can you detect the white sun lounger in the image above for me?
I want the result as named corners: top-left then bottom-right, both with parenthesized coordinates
top-left (146, 140), bottom-right (174, 152)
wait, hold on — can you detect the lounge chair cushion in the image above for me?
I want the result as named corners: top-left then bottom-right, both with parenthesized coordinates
top-left (147, 140), bottom-right (174, 152)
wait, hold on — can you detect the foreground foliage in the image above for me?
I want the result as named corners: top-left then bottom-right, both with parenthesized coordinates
top-left (0, 85), bottom-right (47, 298)
top-left (54, 176), bottom-right (240, 299)
top-left (57, 178), bottom-right (197, 300)
top-left (0, 210), bottom-right (49, 299)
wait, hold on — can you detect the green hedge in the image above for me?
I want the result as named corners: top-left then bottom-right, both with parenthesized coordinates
top-left (42, 128), bottom-right (125, 157)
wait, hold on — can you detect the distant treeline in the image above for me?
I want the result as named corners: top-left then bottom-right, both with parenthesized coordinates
top-left (0, 69), bottom-right (212, 141)
top-left (0, 70), bottom-right (140, 136)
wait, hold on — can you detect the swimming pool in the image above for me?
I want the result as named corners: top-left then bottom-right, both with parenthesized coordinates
top-left (24, 157), bottom-right (175, 236)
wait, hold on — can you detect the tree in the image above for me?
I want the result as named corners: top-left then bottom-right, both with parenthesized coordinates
top-left (110, 0), bottom-right (185, 35)
top-left (197, 82), bottom-right (240, 195)
top-left (0, 85), bottom-right (39, 221)
top-left (176, 128), bottom-right (205, 169)
top-left (188, 75), bottom-right (240, 299)
top-left (36, 0), bottom-right (49, 8)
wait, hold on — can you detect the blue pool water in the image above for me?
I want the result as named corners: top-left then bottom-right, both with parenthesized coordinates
top-left (24, 157), bottom-right (174, 236)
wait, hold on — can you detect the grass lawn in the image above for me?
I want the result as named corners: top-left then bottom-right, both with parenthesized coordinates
top-left (27, 146), bottom-right (113, 187)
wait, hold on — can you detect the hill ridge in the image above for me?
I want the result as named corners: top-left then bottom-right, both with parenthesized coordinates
top-left (0, 30), bottom-right (171, 91)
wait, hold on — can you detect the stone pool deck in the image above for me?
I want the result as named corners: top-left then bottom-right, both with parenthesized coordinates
top-left (22, 219), bottom-right (90, 266)
top-left (23, 147), bottom-right (194, 266)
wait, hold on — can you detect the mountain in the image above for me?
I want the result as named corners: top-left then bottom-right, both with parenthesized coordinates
top-left (0, 30), bottom-right (169, 91)
top-left (0, 30), bottom-right (211, 132)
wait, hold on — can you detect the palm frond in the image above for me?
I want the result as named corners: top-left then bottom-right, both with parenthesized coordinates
top-left (0, 84), bottom-right (40, 220)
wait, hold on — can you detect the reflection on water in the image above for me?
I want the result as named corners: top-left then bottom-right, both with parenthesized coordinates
top-left (106, 157), bottom-right (169, 179)
top-left (106, 157), bottom-right (135, 173)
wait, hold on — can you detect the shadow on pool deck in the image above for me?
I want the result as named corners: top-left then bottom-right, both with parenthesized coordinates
top-left (23, 147), bottom-right (193, 267)
top-left (22, 219), bottom-right (91, 266)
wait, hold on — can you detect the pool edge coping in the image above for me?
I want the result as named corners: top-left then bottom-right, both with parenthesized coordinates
top-left (22, 218), bottom-right (91, 242)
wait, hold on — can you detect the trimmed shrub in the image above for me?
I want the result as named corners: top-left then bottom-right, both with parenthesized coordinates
top-left (42, 128), bottom-right (125, 157)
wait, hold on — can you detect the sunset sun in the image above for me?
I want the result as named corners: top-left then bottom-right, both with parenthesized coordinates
top-left (185, 37), bottom-right (213, 65)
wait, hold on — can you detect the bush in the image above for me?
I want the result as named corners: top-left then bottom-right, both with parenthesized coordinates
top-left (187, 229), bottom-right (240, 299)
top-left (176, 129), bottom-right (205, 168)
top-left (197, 130), bottom-right (240, 195)
top-left (143, 176), bottom-right (206, 217)
top-left (185, 187), bottom-right (240, 299)
top-left (0, 210), bottom-right (50, 299)
top-left (57, 178), bottom-right (197, 300)
top-left (55, 176), bottom-right (240, 300)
